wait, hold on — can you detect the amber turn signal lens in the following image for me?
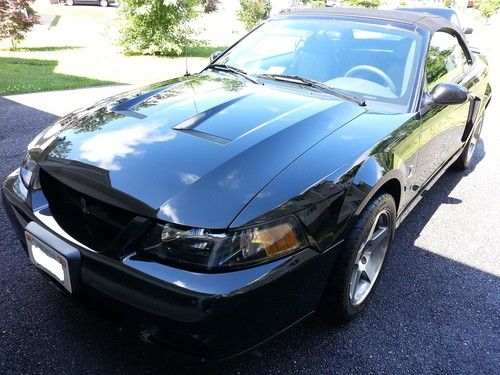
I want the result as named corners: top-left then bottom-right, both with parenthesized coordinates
top-left (252, 223), bottom-right (300, 256)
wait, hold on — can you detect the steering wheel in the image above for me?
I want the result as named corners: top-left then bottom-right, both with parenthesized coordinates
top-left (344, 65), bottom-right (396, 94)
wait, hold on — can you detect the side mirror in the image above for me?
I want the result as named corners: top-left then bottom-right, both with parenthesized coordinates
top-left (209, 50), bottom-right (222, 62)
top-left (463, 27), bottom-right (473, 35)
top-left (429, 82), bottom-right (469, 105)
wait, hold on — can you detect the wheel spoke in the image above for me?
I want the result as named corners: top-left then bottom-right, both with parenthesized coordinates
top-left (363, 260), bottom-right (377, 284)
top-left (358, 219), bottom-right (377, 257)
top-left (368, 226), bottom-right (388, 250)
top-left (467, 140), bottom-right (476, 161)
top-left (349, 267), bottom-right (362, 301)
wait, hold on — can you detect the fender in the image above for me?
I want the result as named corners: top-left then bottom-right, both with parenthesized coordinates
top-left (342, 153), bottom-right (406, 222)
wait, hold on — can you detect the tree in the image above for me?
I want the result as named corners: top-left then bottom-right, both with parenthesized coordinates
top-left (478, 0), bottom-right (500, 20)
top-left (201, 0), bottom-right (219, 13)
top-left (343, 0), bottom-right (380, 8)
top-left (0, 0), bottom-right (39, 50)
top-left (444, 0), bottom-right (456, 7)
top-left (117, 0), bottom-right (199, 56)
top-left (237, 0), bottom-right (271, 31)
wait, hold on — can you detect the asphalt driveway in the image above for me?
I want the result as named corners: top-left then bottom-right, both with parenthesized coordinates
top-left (1, 83), bottom-right (499, 373)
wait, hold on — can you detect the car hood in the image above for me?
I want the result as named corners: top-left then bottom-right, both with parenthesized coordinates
top-left (34, 73), bottom-right (366, 229)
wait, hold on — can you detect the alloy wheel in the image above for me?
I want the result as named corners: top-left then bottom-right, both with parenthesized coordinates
top-left (349, 209), bottom-right (391, 306)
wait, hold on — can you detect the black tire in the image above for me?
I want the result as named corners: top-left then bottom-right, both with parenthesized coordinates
top-left (320, 193), bottom-right (396, 322)
top-left (454, 117), bottom-right (484, 171)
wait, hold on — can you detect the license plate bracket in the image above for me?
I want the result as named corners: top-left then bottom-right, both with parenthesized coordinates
top-left (25, 222), bottom-right (81, 293)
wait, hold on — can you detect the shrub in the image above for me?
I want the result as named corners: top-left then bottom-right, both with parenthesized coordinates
top-left (0, 0), bottom-right (39, 50)
top-left (444, 0), bottom-right (456, 7)
top-left (201, 0), bottom-right (219, 13)
top-left (479, 0), bottom-right (500, 20)
top-left (117, 0), bottom-right (199, 56)
top-left (237, 0), bottom-right (272, 31)
top-left (310, 0), bottom-right (324, 7)
top-left (343, 0), bottom-right (380, 8)
top-left (302, 0), bottom-right (324, 5)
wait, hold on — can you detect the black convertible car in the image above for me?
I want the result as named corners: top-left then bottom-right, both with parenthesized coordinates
top-left (2, 8), bottom-right (491, 360)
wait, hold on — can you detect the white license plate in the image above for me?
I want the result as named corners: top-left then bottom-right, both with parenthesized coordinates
top-left (26, 231), bottom-right (73, 293)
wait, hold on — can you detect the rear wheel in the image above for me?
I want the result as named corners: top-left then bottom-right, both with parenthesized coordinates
top-left (66, 0), bottom-right (74, 5)
top-left (321, 193), bottom-right (396, 321)
top-left (100, 0), bottom-right (109, 6)
top-left (454, 117), bottom-right (484, 170)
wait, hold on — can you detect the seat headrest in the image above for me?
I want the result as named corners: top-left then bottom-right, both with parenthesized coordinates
top-left (301, 34), bottom-right (334, 53)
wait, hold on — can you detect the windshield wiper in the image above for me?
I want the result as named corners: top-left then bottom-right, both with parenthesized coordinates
top-left (257, 73), bottom-right (366, 107)
top-left (207, 64), bottom-right (261, 85)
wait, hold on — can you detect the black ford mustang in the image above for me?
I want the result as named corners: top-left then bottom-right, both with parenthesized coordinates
top-left (2, 8), bottom-right (491, 360)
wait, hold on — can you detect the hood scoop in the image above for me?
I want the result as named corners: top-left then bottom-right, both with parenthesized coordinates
top-left (108, 86), bottom-right (170, 119)
top-left (172, 95), bottom-right (251, 145)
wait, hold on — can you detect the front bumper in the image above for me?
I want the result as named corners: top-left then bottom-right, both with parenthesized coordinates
top-left (2, 170), bottom-right (340, 361)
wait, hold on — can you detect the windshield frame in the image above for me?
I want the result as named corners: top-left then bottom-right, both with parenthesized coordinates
top-left (203, 14), bottom-right (427, 114)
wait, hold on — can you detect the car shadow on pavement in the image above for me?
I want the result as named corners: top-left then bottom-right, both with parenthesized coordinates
top-left (0, 99), bottom-right (497, 374)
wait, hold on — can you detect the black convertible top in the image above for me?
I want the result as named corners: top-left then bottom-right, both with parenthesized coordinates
top-left (281, 7), bottom-right (463, 35)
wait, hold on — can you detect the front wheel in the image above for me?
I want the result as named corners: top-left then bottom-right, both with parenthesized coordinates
top-left (320, 193), bottom-right (396, 321)
top-left (454, 117), bottom-right (484, 170)
top-left (100, 0), bottom-right (109, 6)
top-left (66, 0), bottom-right (74, 5)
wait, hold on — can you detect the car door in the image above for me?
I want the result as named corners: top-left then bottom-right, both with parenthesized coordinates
top-left (414, 30), bottom-right (474, 189)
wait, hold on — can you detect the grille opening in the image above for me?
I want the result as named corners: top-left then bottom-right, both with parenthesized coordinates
top-left (39, 168), bottom-right (136, 252)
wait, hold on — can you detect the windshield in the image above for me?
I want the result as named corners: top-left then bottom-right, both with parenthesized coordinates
top-left (215, 18), bottom-right (423, 110)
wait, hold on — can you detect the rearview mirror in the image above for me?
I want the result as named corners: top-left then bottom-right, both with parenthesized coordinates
top-left (463, 27), bottom-right (473, 35)
top-left (209, 51), bottom-right (222, 62)
top-left (429, 82), bottom-right (469, 105)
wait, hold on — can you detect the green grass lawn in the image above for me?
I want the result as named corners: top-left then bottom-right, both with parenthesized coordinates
top-left (0, 46), bottom-right (83, 53)
top-left (0, 57), bottom-right (115, 95)
top-left (173, 45), bottom-right (228, 58)
top-left (0, 45), bottom-right (225, 95)
top-left (0, 4), bottom-right (230, 95)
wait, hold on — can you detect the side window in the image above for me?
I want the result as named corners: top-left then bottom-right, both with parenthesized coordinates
top-left (426, 31), bottom-right (470, 90)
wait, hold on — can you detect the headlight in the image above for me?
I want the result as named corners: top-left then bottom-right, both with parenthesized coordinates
top-left (138, 216), bottom-right (308, 271)
top-left (20, 153), bottom-right (40, 189)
